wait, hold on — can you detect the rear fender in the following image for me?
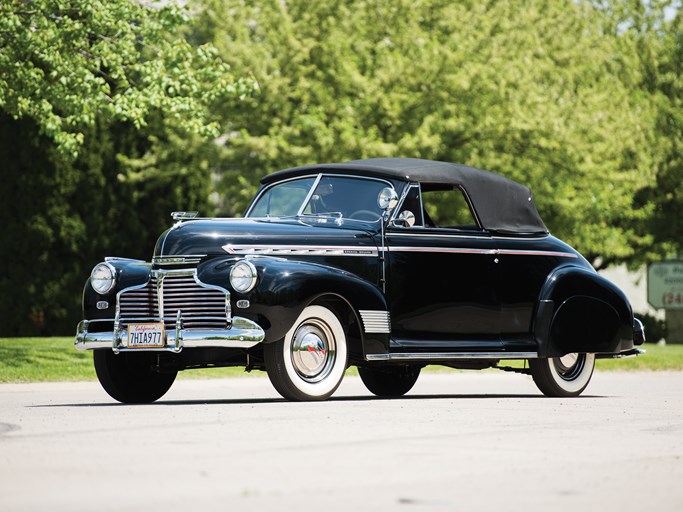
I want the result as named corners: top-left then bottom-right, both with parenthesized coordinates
top-left (534, 266), bottom-right (634, 357)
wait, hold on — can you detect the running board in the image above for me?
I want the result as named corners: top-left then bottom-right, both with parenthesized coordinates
top-left (366, 351), bottom-right (538, 362)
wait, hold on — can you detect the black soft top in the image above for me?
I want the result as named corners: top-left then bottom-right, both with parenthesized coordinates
top-left (262, 158), bottom-right (548, 234)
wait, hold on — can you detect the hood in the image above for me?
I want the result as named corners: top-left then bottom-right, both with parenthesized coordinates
top-left (154, 218), bottom-right (379, 257)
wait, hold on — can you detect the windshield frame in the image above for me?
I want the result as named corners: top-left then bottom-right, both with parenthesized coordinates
top-left (245, 173), bottom-right (397, 223)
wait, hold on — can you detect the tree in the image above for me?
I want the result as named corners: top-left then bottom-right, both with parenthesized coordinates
top-left (0, 1), bottom-right (253, 335)
top-left (0, 0), bottom-right (251, 157)
top-left (0, 112), bottom-right (221, 336)
top-left (620, 2), bottom-right (682, 262)
top-left (194, 0), bottom-right (662, 268)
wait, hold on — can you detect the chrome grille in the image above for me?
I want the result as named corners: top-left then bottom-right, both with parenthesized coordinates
top-left (118, 271), bottom-right (229, 330)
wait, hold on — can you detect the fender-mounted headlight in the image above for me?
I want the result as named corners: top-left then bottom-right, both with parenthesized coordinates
top-left (229, 260), bottom-right (257, 293)
top-left (91, 262), bottom-right (117, 295)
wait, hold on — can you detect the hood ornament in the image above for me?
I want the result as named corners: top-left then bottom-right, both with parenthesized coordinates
top-left (171, 211), bottom-right (199, 220)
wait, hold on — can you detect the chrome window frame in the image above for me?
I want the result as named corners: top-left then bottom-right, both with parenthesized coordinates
top-left (390, 182), bottom-right (485, 232)
top-left (389, 183), bottom-right (424, 228)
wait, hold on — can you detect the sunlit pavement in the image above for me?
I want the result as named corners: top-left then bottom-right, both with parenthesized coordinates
top-left (1, 371), bottom-right (682, 512)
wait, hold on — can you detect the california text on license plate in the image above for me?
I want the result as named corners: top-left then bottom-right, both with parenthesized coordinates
top-left (127, 323), bottom-right (165, 348)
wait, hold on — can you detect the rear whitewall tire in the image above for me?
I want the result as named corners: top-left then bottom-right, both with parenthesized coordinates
top-left (265, 305), bottom-right (348, 401)
top-left (529, 353), bottom-right (595, 397)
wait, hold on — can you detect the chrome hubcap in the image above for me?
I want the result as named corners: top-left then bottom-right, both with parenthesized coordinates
top-left (290, 319), bottom-right (336, 382)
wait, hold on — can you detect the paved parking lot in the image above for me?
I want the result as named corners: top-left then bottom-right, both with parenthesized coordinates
top-left (1, 371), bottom-right (682, 511)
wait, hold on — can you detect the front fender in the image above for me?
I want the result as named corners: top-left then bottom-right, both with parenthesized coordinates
top-left (534, 265), bottom-right (634, 357)
top-left (199, 257), bottom-right (388, 350)
top-left (82, 259), bottom-right (151, 323)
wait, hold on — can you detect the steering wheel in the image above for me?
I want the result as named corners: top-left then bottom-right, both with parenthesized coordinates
top-left (349, 210), bottom-right (382, 221)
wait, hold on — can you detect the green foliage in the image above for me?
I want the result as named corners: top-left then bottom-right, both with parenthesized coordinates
top-left (0, 0), bottom-right (252, 157)
top-left (194, 0), bottom-right (672, 268)
top-left (635, 311), bottom-right (669, 343)
top-left (634, 6), bottom-right (682, 262)
top-left (1, 0), bottom-right (680, 336)
top-left (0, 113), bottom-right (218, 335)
top-left (0, 1), bottom-right (254, 336)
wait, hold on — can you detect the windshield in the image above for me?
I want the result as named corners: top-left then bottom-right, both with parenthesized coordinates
top-left (248, 175), bottom-right (390, 223)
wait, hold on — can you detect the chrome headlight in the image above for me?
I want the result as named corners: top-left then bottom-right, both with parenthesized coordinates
top-left (229, 260), bottom-right (257, 293)
top-left (90, 263), bottom-right (117, 295)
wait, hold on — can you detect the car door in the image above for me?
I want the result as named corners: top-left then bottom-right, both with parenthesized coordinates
top-left (384, 184), bottom-right (502, 351)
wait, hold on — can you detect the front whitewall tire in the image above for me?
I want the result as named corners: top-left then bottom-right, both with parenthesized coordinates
top-left (265, 305), bottom-right (348, 401)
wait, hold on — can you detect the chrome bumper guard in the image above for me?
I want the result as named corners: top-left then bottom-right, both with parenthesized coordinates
top-left (75, 316), bottom-right (265, 353)
top-left (633, 318), bottom-right (646, 346)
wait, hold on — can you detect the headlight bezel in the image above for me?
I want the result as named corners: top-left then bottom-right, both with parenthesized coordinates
top-left (229, 260), bottom-right (258, 293)
top-left (90, 262), bottom-right (117, 295)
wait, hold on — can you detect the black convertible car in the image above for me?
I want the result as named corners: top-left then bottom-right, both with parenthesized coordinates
top-left (76, 158), bottom-right (644, 402)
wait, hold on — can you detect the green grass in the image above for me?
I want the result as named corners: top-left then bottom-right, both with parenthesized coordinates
top-left (0, 337), bottom-right (259, 383)
top-left (492, 344), bottom-right (683, 372)
top-left (0, 337), bottom-right (96, 382)
top-left (1, 338), bottom-right (682, 383)
top-left (595, 344), bottom-right (683, 371)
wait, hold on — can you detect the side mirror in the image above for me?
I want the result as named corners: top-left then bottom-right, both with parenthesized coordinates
top-left (377, 187), bottom-right (399, 211)
top-left (392, 210), bottom-right (416, 227)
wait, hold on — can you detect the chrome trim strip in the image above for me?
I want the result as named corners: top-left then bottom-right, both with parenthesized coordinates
top-left (366, 351), bottom-right (538, 361)
top-left (156, 273), bottom-right (165, 321)
top-left (359, 310), bottom-right (391, 333)
top-left (388, 231), bottom-right (492, 240)
top-left (222, 244), bottom-right (378, 257)
top-left (152, 255), bottom-right (207, 266)
top-left (220, 243), bottom-right (577, 259)
top-left (390, 232), bottom-right (551, 241)
top-left (75, 316), bottom-right (265, 352)
top-left (492, 235), bottom-right (550, 241)
top-left (386, 246), bottom-right (498, 255)
top-left (497, 249), bottom-right (578, 258)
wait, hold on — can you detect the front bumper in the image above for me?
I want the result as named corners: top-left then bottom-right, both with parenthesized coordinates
top-left (75, 316), bottom-right (265, 353)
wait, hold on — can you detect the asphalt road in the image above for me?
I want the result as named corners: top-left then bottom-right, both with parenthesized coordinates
top-left (1, 371), bottom-right (682, 512)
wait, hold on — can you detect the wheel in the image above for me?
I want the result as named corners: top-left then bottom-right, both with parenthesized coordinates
top-left (264, 305), bottom-right (348, 401)
top-left (358, 365), bottom-right (421, 397)
top-left (93, 350), bottom-right (177, 404)
top-left (529, 353), bottom-right (595, 397)
top-left (349, 209), bottom-right (381, 221)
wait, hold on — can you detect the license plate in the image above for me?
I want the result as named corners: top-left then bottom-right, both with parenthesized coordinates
top-left (126, 323), bottom-right (165, 348)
